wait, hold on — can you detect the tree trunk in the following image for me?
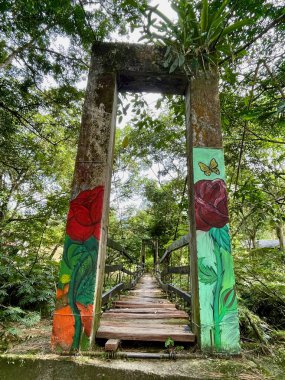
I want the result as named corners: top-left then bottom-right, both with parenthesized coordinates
top-left (250, 233), bottom-right (256, 249)
top-left (276, 223), bottom-right (284, 251)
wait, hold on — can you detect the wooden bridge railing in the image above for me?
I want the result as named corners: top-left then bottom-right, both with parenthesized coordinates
top-left (102, 239), bottom-right (143, 306)
top-left (156, 234), bottom-right (191, 306)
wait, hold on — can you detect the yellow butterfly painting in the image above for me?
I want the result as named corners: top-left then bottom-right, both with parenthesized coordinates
top-left (198, 158), bottom-right (220, 176)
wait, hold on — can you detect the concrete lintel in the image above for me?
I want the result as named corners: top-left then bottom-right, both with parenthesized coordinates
top-left (92, 42), bottom-right (188, 95)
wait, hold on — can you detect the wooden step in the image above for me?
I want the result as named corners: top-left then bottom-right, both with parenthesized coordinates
top-left (112, 301), bottom-right (176, 309)
top-left (118, 296), bottom-right (171, 303)
top-left (100, 318), bottom-right (189, 324)
top-left (97, 326), bottom-right (195, 342)
top-left (101, 312), bottom-right (189, 320)
top-left (100, 321), bottom-right (190, 329)
top-left (106, 308), bottom-right (187, 315)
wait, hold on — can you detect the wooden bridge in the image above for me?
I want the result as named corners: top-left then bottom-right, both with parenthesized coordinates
top-left (92, 237), bottom-right (195, 349)
top-left (97, 273), bottom-right (195, 345)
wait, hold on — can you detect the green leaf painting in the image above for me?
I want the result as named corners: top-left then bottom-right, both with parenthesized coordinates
top-left (220, 287), bottom-right (237, 313)
top-left (209, 225), bottom-right (231, 254)
top-left (198, 258), bottom-right (217, 285)
top-left (52, 234), bottom-right (99, 351)
top-left (76, 273), bottom-right (96, 306)
top-left (197, 227), bottom-right (239, 352)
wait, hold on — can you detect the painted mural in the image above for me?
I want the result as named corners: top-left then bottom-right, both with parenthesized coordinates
top-left (194, 147), bottom-right (240, 353)
top-left (51, 185), bottom-right (104, 351)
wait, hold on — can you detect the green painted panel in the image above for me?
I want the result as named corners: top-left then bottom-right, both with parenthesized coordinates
top-left (193, 147), bottom-right (225, 183)
top-left (193, 147), bottom-right (240, 353)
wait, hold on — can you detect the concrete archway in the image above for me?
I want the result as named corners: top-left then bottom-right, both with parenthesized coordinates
top-left (51, 42), bottom-right (240, 354)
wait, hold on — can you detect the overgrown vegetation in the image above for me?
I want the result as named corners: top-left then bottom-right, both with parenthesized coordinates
top-left (0, 250), bottom-right (58, 349)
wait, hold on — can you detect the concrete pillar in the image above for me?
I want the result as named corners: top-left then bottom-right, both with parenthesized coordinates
top-left (51, 58), bottom-right (117, 351)
top-left (186, 71), bottom-right (240, 353)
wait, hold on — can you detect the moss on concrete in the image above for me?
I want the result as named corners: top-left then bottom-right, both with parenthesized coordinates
top-left (0, 349), bottom-right (284, 380)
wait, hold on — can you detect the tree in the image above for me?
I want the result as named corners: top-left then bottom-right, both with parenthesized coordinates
top-left (0, 0), bottom-right (147, 320)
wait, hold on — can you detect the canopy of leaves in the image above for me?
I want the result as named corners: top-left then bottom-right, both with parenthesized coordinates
top-left (0, 0), bottom-right (147, 322)
top-left (140, 0), bottom-right (285, 74)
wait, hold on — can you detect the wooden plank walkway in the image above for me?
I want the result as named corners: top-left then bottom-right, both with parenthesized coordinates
top-left (96, 274), bottom-right (195, 343)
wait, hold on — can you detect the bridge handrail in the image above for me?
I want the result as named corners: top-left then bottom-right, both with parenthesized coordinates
top-left (102, 282), bottom-right (124, 305)
top-left (156, 269), bottom-right (191, 305)
top-left (102, 265), bottom-right (144, 305)
top-left (107, 238), bottom-right (135, 263)
top-left (167, 284), bottom-right (191, 304)
top-left (103, 238), bottom-right (144, 306)
top-left (161, 265), bottom-right (189, 276)
top-left (105, 264), bottom-right (141, 276)
top-left (156, 234), bottom-right (191, 306)
top-left (160, 233), bottom-right (190, 263)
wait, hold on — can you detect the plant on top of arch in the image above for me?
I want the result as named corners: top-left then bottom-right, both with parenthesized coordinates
top-left (139, 0), bottom-right (285, 76)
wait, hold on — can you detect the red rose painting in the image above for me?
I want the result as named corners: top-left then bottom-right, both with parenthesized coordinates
top-left (195, 179), bottom-right (229, 231)
top-left (66, 186), bottom-right (104, 241)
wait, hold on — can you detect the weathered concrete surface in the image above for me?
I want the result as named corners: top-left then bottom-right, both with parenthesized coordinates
top-left (186, 71), bottom-right (223, 149)
top-left (0, 354), bottom-right (264, 380)
top-left (92, 42), bottom-right (188, 94)
top-left (71, 73), bottom-right (117, 197)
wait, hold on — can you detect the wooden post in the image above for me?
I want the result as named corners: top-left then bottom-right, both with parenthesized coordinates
top-left (51, 52), bottom-right (117, 352)
top-left (141, 240), bottom-right (146, 268)
top-left (185, 70), bottom-right (240, 353)
top-left (154, 239), bottom-right (159, 273)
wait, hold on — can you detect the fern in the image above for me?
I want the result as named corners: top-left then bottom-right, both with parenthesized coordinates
top-left (0, 249), bottom-right (59, 321)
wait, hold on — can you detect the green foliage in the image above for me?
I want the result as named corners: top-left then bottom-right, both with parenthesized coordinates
top-left (0, 250), bottom-right (59, 318)
top-left (220, 55), bottom-right (285, 248)
top-left (238, 304), bottom-right (271, 345)
top-left (112, 95), bottom-right (189, 255)
top-left (0, 0), bottom-right (148, 268)
top-left (0, 1), bottom-right (149, 333)
top-left (140, 0), bottom-right (285, 74)
top-left (165, 336), bottom-right (175, 348)
top-left (235, 248), bottom-right (285, 329)
top-left (1, 307), bottom-right (40, 327)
